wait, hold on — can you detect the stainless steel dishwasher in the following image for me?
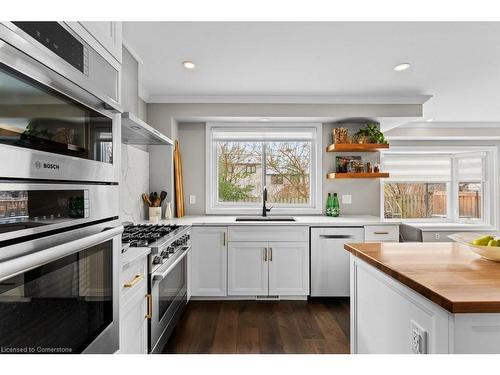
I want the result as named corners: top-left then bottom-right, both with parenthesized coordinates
top-left (310, 227), bottom-right (364, 296)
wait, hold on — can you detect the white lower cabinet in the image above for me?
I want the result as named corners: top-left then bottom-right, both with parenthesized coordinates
top-left (120, 288), bottom-right (148, 354)
top-left (120, 249), bottom-right (149, 354)
top-left (268, 242), bottom-right (309, 296)
top-left (228, 240), bottom-right (309, 297)
top-left (191, 226), bottom-right (228, 296)
top-left (228, 242), bottom-right (268, 296)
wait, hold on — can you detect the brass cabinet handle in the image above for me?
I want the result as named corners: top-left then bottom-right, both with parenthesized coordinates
top-left (374, 232), bottom-right (389, 235)
top-left (264, 247), bottom-right (268, 261)
top-left (269, 247), bottom-right (273, 261)
top-left (145, 294), bottom-right (152, 319)
top-left (222, 232), bottom-right (226, 246)
top-left (123, 274), bottom-right (144, 288)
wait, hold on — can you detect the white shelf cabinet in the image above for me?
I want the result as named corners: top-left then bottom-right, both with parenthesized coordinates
top-left (65, 22), bottom-right (122, 64)
top-left (190, 226), bottom-right (228, 297)
top-left (79, 22), bottom-right (122, 63)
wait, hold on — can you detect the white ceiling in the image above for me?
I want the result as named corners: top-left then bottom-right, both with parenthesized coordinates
top-left (123, 22), bottom-right (500, 123)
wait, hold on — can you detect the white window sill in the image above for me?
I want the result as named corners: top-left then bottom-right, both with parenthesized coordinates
top-left (206, 207), bottom-right (322, 215)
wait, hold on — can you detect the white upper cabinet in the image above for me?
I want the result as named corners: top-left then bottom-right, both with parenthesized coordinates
top-left (227, 242), bottom-right (269, 296)
top-left (191, 227), bottom-right (228, 297)
top-left (66, 22), bottom-right (122, 64)
top-left (268, 242), bottom-right (309, 296)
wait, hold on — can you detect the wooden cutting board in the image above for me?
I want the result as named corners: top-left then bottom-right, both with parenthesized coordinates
top-left (174, 140), bottom-right (185, 217)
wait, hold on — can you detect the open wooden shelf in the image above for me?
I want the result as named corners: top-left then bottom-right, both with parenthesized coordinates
top-left (326, 172), bottom-right (390, 179)
top-left (326, 143), bottom-right (389, 152)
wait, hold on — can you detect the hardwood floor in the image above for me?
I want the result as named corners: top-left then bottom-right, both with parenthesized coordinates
top-left (162, 299), bottom-right (350, 354)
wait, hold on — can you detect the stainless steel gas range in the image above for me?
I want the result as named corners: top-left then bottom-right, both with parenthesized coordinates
top-left (122, 224), bottom-right (191, 354)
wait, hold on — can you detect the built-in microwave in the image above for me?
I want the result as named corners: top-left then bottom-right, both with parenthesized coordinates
top-left (0, 22), bottom-right (121, 183)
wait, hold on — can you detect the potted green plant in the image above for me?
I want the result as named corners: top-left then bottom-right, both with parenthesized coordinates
top-left (354, 123), bottom-right (387, 144)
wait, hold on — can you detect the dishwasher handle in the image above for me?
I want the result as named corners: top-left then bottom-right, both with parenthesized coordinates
top-left (319, 234), bottom-right (357, 239)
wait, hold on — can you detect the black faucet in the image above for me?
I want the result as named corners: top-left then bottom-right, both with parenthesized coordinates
top-left (262, 186), bottom-right (272, 217)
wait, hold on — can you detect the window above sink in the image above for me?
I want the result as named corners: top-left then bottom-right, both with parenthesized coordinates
top-left (206, 123), bottom-right (322, 215)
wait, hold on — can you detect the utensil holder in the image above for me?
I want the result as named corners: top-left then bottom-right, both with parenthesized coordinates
top-left (149, 207), bottom-right (162, 223)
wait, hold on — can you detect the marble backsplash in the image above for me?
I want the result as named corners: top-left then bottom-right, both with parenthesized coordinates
top-left (120, 144), bottom-right (149, 222)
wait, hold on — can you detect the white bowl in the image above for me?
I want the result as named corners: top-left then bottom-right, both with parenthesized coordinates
top-left (448, 232), bottom-right (500, 262)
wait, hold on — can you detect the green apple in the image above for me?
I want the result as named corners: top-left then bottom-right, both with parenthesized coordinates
top-left (472, 235), bottom-right (494, 246)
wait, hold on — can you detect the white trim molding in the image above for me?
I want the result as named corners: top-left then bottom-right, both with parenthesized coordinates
top-left (148, 94), bottom-right (432, 105)
top-left (205, 122), bottom-right (323, 215)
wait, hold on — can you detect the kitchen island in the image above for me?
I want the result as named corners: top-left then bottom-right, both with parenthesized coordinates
top-left (345, 242), bottom-right (500, 354)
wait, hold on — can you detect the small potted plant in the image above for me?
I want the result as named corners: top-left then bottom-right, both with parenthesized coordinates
top-left (354, 123), bottom-right (387, 144)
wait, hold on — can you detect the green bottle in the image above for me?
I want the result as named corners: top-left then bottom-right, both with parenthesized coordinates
top-left (326, 193), bottom-right (334, 216)
top-left (332, 193), bottom-right (340, 217)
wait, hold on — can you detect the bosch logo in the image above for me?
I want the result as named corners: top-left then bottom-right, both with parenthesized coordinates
top-left (43, 163), bottom-right (60, 170)
top-left (33, 161), bottom-right (60, 170)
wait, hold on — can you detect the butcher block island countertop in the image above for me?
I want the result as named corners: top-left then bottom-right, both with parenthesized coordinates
top-left (344, 242), bottom-right (500, 313)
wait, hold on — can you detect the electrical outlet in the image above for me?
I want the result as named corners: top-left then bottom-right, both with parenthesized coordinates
top-left (410, 320), bottom-right (427, 354)
top-left (342, 195), bottom-right (352, 204)
top-left (189, 195), bottom-right (196, 205)
top-left (434, 233), bottom-right (440, 240)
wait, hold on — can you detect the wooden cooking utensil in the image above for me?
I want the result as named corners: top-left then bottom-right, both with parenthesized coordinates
top-left (142, 193), bottom-right (152, 207)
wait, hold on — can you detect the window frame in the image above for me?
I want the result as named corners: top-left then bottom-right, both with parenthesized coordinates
top-left (205, 122), bottom-right (322, 215)
top-left (380, 146), bottom-right (497, 226)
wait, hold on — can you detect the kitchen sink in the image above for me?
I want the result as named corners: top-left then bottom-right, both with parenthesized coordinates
top-left (235, 216), bottom-right (296, 222)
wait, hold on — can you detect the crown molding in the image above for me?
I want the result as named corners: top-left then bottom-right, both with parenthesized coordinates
top-left (397, 121), bottom-right (500, 129)
top-left (145, 94), bottom-right (432, 105)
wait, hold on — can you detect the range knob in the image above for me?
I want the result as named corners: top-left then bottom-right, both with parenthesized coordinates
top-left (161, 250), bottom-right (169, 258)
top-left (153, 256), bottom-right (162, 264)
top-left (168, 245), bottom-right (175, 254)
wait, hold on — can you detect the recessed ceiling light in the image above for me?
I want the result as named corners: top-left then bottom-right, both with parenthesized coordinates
top-left (393, 63), bottom-right (411, 72)
top-left (130, 125), bottom-right (140, 130)
top-left (259, 118), bottom-right (270, 122)
top-left (426, 118), bottom-right (434, 122)
top-left (182, 60), bottom-right (195, 69)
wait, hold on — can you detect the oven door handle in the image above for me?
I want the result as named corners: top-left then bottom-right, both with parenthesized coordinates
top-left (0, 225), bottom-right (123, 282)
top-left (152, 246), bottom-right (191, 281)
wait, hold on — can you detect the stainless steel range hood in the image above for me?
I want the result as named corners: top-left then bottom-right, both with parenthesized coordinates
top-left (121, 112), bottom-right (173, 145)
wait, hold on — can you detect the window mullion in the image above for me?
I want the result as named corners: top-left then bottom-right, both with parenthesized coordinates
top-left (262, 141), bottom-right (266, 201)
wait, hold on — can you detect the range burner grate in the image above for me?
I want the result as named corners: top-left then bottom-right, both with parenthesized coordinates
top-left (122, 224), bottom-right (181, 247)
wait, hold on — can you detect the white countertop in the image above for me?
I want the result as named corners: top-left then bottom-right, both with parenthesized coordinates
top-left (144, 215), bottom-right (398, 227)
top-left (404, 222), bottom-right (497, 232)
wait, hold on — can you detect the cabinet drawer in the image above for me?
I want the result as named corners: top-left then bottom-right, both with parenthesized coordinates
top-left (121, 258), bottom-right (147, 301)
top-left (228, 226), bottom-right (308, 242)
top-left (364, 225), bottom-right (399, 242)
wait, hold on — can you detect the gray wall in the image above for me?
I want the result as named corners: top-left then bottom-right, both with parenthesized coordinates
top-left (176, 122), bottom-right (381, 216)
top-left (322, 123), bottom-right (380, 215)
top-left (147, 105), bottom-right (177, 215)
top-left (120, 46), bottom-right (150, 222)
top-left (178, 123), bottom-right (206, 215)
